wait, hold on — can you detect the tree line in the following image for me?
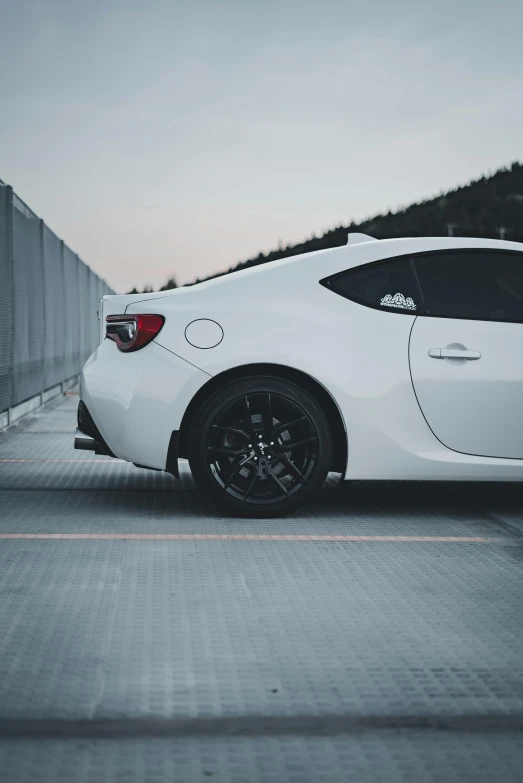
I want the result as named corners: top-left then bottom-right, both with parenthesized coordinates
top-left (129, 161), bottom-right (523, 293)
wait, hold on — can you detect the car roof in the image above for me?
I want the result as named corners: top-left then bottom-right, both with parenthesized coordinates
top-left (125, 235), bottom-right (523, 309)
top-left (190, 235), bottom-right (523, 292)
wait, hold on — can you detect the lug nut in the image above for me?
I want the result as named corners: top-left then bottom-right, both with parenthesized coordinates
top-left (270, 442), bottom-right (274, 446)
top-left (254, 456), bottom-right (258, 461)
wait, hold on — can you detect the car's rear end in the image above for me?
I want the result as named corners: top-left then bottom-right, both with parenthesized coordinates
top-left (74, 245), bottom-right (355, 515)
top-left (75, 290), bottom-right (210, 473)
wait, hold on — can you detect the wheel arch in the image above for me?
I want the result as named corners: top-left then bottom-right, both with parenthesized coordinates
top-left (177, 363), bottom-right (348, 474)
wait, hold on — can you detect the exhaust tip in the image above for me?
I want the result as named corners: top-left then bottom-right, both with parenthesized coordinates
top-left (74, 427), bottom-right (98, 452)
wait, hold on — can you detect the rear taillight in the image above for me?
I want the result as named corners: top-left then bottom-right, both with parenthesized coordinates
top-left (106, 314), bottom-right (165, 352)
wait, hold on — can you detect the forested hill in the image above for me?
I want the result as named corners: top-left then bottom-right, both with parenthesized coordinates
top-left (136, 162), bottom-right (522, 293)
top-left (187, 161), bottom-right (523, 287)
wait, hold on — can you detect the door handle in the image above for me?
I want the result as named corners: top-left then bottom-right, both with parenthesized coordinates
top-left (428, 348), bottom-right (481, 360)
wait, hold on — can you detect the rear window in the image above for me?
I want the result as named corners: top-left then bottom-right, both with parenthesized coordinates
top-left (321, 258), bottom-right (421, 314)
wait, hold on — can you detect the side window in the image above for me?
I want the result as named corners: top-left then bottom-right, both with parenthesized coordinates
top-left (321, 258), bottom-right (421, 314)
top-left (413, 251), bottom-right (523, 323)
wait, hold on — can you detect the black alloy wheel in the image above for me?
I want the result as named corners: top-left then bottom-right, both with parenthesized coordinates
top-left (188, 376), bottom-right (332, 517)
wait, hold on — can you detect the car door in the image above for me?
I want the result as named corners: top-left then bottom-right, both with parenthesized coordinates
top-left (409, 249), bottom-right (523, 459)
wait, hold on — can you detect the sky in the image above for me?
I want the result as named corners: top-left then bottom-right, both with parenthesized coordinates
top-left (1, 0), bottom-right (522, 293)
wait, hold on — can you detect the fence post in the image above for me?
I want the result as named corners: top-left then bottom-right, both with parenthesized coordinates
top-left (5, 186), bottom-right (14, 412)
top-left (40, 218), bottom-right (46, 394)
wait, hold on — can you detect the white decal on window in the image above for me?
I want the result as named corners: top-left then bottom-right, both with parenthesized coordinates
top-left (380, 293), bottom-right (417, 310)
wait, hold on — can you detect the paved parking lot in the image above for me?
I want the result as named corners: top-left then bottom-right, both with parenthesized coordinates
top-left (1, 393), bottom-right (523, 782)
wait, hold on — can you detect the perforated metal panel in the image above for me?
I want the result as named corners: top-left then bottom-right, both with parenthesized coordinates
top-left (12, 195), bottom-right (43, 402)
top-left (0, 180), bottom-right (112, 412)
top-left (42, 225), bottom-right (65, 390)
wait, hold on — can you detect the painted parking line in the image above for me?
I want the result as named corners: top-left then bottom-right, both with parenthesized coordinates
top-left (0, 458), bottom-right (188, 463)
top-left (0, 533), bottom-right (499, 542)
top-left (0, 459), bottom-right (125, 463)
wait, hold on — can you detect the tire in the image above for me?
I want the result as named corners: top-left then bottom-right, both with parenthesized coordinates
top-left (188, 375), bottom-right (333, 517)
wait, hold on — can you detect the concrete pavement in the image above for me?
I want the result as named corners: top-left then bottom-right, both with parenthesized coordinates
top-left (1, 393), bottom-right (523, 782)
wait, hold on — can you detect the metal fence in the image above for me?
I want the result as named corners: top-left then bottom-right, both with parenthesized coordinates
top-left (0, 179), bottom-right (113, 414)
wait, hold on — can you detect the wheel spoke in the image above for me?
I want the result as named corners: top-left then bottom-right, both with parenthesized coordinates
top-left (243, 468), bottom-right (259, 500)
top-left (278, 455), bottom-right (306, 482)
top-left (224, 455), bottom-right (252, 489)
top-left (207, 446), bottom-right (247, 456)
top-left (274, 435), bottom-right (317, 452)
top-left (272, 416), bottom-right (307, 436)
top-left (267, 466), bottom-right (289, 497)
top-left (211, 424), bottom-right (250, 439)
top-left (262, 393), bottom-right (273, 432)
top-left (242, 395), bottom-right (252, 431)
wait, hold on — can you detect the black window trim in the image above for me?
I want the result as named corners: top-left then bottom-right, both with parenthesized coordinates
top-left (319, 253), bottom-right (424, 317)
top-left (320, 248), bottom-right (523, 325)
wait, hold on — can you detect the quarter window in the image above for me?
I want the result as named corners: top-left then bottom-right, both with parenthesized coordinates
top-left (321, 258), bottom-right (421, 314)
top-left (413, 251), bottom-right (523, 323)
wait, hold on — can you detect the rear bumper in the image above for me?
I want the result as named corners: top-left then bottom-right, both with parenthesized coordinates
top-left (78, 339), bottom-right (209, 470)
top-left (74, 400), bottom-right (116, 456)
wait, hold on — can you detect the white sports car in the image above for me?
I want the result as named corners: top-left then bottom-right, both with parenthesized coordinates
top-left (76, 233), bottom-right (523, 516)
